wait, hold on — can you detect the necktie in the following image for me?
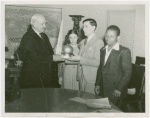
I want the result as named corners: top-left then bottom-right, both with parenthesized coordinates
top-left (40, 33), bottom-right (45, 41)
top-left (84, 38), bottom-right (88, 46)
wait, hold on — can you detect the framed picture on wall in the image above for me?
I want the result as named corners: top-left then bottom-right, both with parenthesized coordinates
top-left (5, 5), bottom-right (62, 58)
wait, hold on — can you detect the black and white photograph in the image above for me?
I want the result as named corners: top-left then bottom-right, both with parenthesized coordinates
top-left (1, 1), bottom-right (149, 117)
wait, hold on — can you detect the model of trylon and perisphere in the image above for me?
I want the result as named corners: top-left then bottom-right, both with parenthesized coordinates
top-left (62, 45), bottom-right (73, 58)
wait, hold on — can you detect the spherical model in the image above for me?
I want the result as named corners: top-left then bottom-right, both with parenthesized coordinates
top-left (62, 45), bottom-right (73, 58)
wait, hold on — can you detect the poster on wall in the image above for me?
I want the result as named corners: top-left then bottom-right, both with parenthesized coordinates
top-left (5, 5), bottom-right (62, 58)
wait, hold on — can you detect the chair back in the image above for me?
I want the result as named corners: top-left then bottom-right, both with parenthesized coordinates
top-left (135, 56), bottom-right (145, 65)
top-left (129, 64), bottom-right (145, 99)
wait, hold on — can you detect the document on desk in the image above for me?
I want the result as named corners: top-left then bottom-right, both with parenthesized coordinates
top-left (69, 97), bottom-right (111, 109)
top-left (69, 97), bottom-right (86, 104)
top-left (86, 97), bottom-right (111, 108)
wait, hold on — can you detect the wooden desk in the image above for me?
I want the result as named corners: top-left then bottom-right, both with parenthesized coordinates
top-left (5, 88), bottom-right (122, 112)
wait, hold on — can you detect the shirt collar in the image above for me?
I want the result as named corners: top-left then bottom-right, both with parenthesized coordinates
top-left (32, 28), bottom-right (41, 36)
top-left (104, 42), bottom-right (120, 51)
top-left (87, 33), bottom-right (95, 42)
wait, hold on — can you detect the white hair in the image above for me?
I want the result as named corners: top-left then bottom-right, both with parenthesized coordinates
top-left (30, 14), bottom-right (45, 25)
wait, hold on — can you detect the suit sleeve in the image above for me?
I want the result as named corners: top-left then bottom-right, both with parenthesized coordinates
top-left (17, 35), bottom-right (53, 64)
top-left (115, 49), bottom-right (132, 92)
top-left (80, 40), bottom-right (104, 67)
top-left (95, 62), bottom-right (102, 86)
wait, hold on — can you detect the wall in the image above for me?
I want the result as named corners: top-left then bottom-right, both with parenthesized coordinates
top-left (59, 5), bottom-right (145, 63)
top-left (32, 4), bottom-right (145, 62)
top-left (6, 4), bottom-right (145, 63)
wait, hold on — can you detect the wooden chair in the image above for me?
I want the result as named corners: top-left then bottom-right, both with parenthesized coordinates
top-left (135, 56), bottom-right (145, 65)
top-left (135, 56), bottom-right (145, 111)
top-left (120, 64), bottom-right (145, 112)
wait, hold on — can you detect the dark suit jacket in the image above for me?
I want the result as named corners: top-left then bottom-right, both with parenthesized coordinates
top-left (17, 26), bottom-right (57, 88)
top-left (95, 45), bottom-right (132, 101)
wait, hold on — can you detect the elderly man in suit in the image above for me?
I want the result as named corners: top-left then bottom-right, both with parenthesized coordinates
top-left (95, 25), bottom-right (132, 106)
top-left (69, 18), bottom-right (104, 94)
top-left (17, 14), bottom-right (62, 88)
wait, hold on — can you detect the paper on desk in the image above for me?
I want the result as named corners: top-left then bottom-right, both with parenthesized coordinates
top-left (86, 97), bottom-right (111, 109)
top-left (70, 97), bottom-right (111, 109)
top-left (69, 97), bottom-right (86, 104)
top-left (127, 88), bottom-right (136, 95)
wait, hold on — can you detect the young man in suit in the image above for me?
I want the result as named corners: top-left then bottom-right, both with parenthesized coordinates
top-left (17, 14), bottom-right (62, 88)
top-left (68, 18), bottom-right (104, 94)
top-left (95, 25), bottom-right (132, 106)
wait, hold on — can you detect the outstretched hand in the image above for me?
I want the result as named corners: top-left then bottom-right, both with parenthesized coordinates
top-left (73, 52), bottom-right (78, 56)
top-left (67, 55), bottom-right (80, 61)
top-left (66, 53), bottom-right (81, 61)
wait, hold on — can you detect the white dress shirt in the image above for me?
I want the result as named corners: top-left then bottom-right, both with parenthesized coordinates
top-left (104, 42), bottom-right (119, 65)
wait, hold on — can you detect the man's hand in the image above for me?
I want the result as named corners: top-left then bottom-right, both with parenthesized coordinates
top-left (53, 55), bottom-right (64, 61)
top-left (113, 89), bottom-right (121, 98)
top-left (94, 85), bottom-right (100, 95)
top-left (65, 60), bottom-right (71, 64)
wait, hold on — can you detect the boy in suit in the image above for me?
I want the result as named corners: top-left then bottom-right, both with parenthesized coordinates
top-left (68, 18), bottom-right (104, 94)
top-left (95, 25), bottom-right (132, 106)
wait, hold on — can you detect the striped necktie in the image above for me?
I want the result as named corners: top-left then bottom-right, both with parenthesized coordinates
top-left (40, 33), bottom-right (45, 41)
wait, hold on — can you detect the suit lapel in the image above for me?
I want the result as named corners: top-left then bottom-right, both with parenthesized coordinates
top-left (101, 48), bottom-right (106, 68)
top-left (104, 49), bottom-right (120, 67)
top-left (44, 36), bottom-right (54, 54)
top-left (29, 28), bottom-right (45, 43)
top-left (80, 35), bottom-right (97, 56)
top-left (29, 28), bottom-right (54, 54)
top-left (79, 42), bottom-right (84, 56)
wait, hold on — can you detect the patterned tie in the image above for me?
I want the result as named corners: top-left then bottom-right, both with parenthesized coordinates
top-left (84, 38), bottom-right (88, 46)
top-left (40, 33), bottom-right (45, 41)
